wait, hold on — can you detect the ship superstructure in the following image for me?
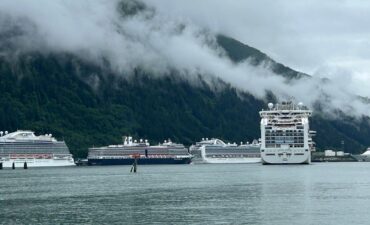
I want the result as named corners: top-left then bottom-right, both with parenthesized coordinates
top-left (189, 138), bottom-right (261, 164)
top-left (88, 136), bottom-right (192, 165)
top-left (259, 101), bottom-right (315, 164)
top-left (0, 130), bottom-right (74, 167)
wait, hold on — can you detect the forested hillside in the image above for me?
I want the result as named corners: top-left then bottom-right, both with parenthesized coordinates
top-left (0, 35), bottom-right (369, 158)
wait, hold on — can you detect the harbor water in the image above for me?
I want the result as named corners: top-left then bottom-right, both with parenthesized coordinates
top-left (1, 163), bottom-right (370, 225)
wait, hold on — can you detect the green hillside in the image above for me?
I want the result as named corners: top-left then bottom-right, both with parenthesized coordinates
top-left (0, 53), bottom-right (265, 158)
top-left (0, 36), bottom-right (369, 158)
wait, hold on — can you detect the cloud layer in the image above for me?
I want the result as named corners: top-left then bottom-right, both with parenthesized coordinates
top-left (0, 0), bottom-right (369, 117)
top-left (146, 0), bottom-right (370, 97)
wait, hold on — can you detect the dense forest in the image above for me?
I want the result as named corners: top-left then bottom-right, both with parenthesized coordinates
top-left (0, 35), bottom-right (369, 158)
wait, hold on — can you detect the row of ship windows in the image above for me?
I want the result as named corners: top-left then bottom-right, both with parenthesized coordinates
top-left (90, 150), bottom-right (188, 153)
top-left (266, 141), bottom-right (304, 145)
top-left (0, 146), bottom-right (68, 149)
top-left (266, 138), bottom-right (304, 143)
top-left (265, 130), bottom-right (304, 133)
top-left (265, 135), bottom-right (304, 140)
top-left (205, 154), bottom-right (260, 158)
top-left (266, 136), bottom-right (303, 139)
top-left (265, 126), bottom-right (304, 130)
top-left (265, 153), bottom-right (305, 156)
top-left (0, 142), bottom-right (66, 145)
top-left (265, 144), bottom-right (305, 148)
top-left (266, 139), bottom-right (303, 142)
top-left (90, 152), bottom-right (189, 155)
top-left (0, 146), bottom-right (68, 150)
top-left (265, 132), bottom-right (304, 135)
top-left (206, 151), bottom-right (260, 154)
top-left (265, 134), bottom-right (304, 137)
top-left (265, 135), bottom-right (304, 138)
top-left (265, 127), bottom-right (303, 133)
top-left (0, 149), bottom-right (70, 153)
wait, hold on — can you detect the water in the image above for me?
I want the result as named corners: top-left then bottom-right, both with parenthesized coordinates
top-left (1, 163), bottom-right (370, 225)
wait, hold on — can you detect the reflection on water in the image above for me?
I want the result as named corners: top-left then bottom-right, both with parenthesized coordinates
top-left (1, 163), bottom-right (370, 224)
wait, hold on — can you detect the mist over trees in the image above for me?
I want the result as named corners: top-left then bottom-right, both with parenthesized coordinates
top-left (0, 35), bottom-right (369, 157)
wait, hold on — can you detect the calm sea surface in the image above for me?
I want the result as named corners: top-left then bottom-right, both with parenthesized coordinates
top-left (1, 163), bottom-right (370, 225)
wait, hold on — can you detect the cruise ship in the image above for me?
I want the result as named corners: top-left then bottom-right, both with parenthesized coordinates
top-left (189, 138), bottom-right (261, 164)
top-left (87, 136), bottom-right (192, 165)
top-left (0, 130), bottom-right (75, 167)
top-left (259, 101), bottom-right (315, 164)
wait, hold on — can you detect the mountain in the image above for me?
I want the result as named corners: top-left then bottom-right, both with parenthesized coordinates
top-left (216, 35), bottom-right (370, 154)
top-left (0, 36), bottom-right (369, 158)
top-left (217, 35), bottom-right (309, 79)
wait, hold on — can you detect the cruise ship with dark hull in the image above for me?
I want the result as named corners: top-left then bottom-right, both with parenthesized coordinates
top-left (88, 136), bottom-right (192, 165)
top-left (88, 157), bottom-right (191, 165)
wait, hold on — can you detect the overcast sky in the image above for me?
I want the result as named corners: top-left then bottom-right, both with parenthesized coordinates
top-left (144, 0), bottom-right (370, 93)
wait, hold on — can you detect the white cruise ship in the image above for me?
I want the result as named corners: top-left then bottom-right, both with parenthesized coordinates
top-left (259, 101), bottom-right (315, 164)
top-left (0, 130), bottom-right (75, 167)
top-left (189, 138), bottom-right (261, 164)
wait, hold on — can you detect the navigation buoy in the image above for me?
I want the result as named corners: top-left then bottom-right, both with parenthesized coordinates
top-left (12, 162), bottom-right (15, 169)
top-left (24, 162), bottom-right (28, 169)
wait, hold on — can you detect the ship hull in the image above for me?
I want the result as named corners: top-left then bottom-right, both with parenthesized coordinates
top-left (0, 158), bottom-right (75, 167)
top-left (191, 145), bottom-right (261, 164)
top-left (261, 152), bottom-right (310, 164)
top-left (195, 157), bottom-right (261, 164)
top-left (88, 157), bottom-right (192, 165)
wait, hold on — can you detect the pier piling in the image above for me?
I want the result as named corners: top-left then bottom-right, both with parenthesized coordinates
top-left (133, 158), bottom-right (137, 173)
top-left (24, 162), bottom-right (28, 169)
top-left (130, 156), bottom-right (138, 173)
top-left (12, 162), bottom-right (15, 169)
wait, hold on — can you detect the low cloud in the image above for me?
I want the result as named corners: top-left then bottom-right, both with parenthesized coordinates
top-left (0, 0), bottom-right (369, 117)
